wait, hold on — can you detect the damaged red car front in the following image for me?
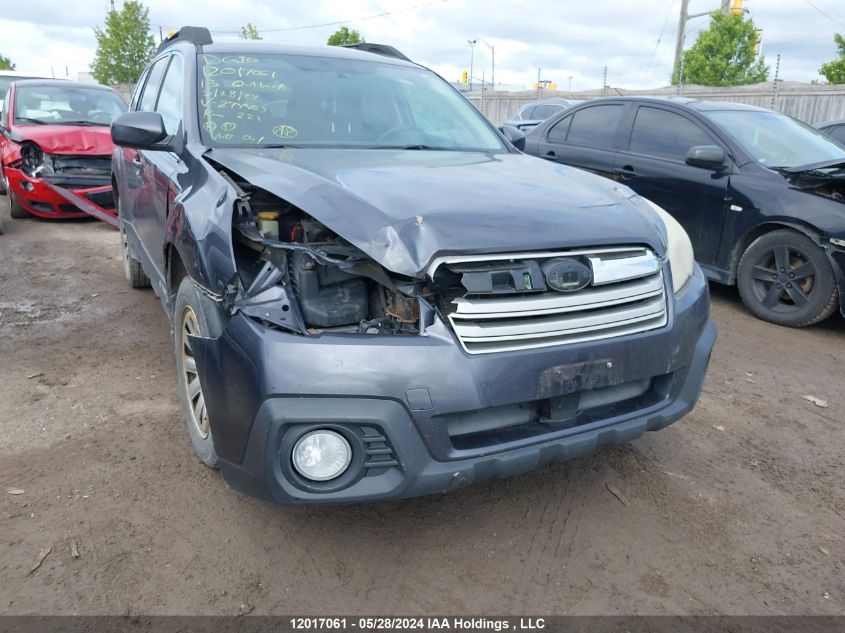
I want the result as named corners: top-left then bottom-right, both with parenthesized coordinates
top-left (0, 80), bottom-right (127, 225)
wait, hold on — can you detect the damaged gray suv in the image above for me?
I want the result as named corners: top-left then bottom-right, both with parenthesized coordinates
top-left (110, 27), bottom-right (716, 504)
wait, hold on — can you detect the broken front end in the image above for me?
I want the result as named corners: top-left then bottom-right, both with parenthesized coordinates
top-left (187, 175), bottom-right (716, 504)
top-left (5, 142), bottom-right (116, 224)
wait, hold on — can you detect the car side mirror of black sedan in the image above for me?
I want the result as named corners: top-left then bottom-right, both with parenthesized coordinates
top-left (500, 125), bottom-right (526, 151)
top-left (686, 145), bottom-right (726, 171)
top-left (112, 112), bottom-right (174, 152)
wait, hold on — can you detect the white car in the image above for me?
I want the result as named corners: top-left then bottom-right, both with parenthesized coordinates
top-left (0, 71), bottom-right (58, 113)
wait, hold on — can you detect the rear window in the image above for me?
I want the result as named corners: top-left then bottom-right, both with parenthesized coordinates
top-left (531, 104), bottom-right (563, 120)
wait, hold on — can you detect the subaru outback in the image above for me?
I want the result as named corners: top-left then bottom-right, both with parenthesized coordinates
top-left (110, 28), bottom-right (716, 504)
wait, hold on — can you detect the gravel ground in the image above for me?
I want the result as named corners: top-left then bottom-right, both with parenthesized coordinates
top-left (1, 203), bottom-right (843, 616)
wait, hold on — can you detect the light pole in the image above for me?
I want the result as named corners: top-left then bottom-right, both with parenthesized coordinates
top-left (672, 0), bottom-right (712, 86)
top-left (567, 75), bottom-right (573, 93)
top-left (467, 39), bottom-right (476, 91)
top-left (478, 38), bottom-right (495, 91)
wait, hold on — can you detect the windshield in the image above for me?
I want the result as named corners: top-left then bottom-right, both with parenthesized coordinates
top-left (13, 85), bottom-right (127, 126)
top-left (704, 110), bottom-right (845, 169)
top-left (197, 53), bottom-right (505, 151)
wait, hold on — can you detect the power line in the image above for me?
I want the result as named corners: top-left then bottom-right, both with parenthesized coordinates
top-left (643, 0), bottom-right (677, 83)
top-left (804, 0), bottom-right (845, 30)
top-left (208, 0), bottom-right (449, 35)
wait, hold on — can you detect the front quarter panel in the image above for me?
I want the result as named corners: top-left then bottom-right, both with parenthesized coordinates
top-left (165, 147), bottom-right (239, 300)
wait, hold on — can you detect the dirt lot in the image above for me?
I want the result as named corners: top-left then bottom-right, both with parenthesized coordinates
top-left (1, 204), bottom-right (843, 616)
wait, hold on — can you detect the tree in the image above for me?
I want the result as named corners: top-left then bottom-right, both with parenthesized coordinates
top-left (673, 11), bottom-right (768, 86)
top-left (0, 54), bottom-right (15, 71)
top-left (91, 0), bottom-right (156, 85)
top-left (240, 23), bottom-right (262, 40)
top-left (327, 26), bottom-right (364, 46)
top-left (819, 33), bottom-right (845, 84)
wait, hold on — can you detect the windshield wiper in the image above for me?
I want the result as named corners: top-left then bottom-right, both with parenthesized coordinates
top-left (15, 117), bottom-right (49, 125)
top-left (58, 120), bottom-right (109, 126)
top-left (369, 144), bottom-right (452, 150)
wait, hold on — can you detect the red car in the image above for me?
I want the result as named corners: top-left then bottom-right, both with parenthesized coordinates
top-left (0, 80), bottom-right (126, 224)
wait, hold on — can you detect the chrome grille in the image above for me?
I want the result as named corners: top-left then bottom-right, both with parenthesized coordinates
top-left (442, 248), bottom-right (668, 354)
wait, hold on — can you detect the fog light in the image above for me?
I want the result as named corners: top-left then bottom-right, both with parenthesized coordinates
top-left (292, 430), bottom-right (352, 481)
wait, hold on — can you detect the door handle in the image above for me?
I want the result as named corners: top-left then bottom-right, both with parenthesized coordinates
top-left (541, 151), bottom-right (557, 161)
top-left (617, 164), bottom-right (637, 180)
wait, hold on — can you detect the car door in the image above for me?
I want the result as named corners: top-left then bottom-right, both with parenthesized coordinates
top-left (612, 104), bottom-right (729, 264)
top-left (135, 53), bottom-right (186, 283)
top-left (534, 103), bottom-right (628, 180)
top-left (120, 57), bottom-right (167, 267)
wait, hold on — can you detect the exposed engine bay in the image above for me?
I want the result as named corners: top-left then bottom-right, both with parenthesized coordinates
top-left (781, 164), bottom-right (845, 203)
top-left (224, 171), bottom-right (436, 336)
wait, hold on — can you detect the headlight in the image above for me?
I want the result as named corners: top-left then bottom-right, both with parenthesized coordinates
top-left (640, 197), bottom-right (695, 292)
top-left (20, 143), bottom-right (47, 179)
top-left (291, 430), bottom-right (352, 481)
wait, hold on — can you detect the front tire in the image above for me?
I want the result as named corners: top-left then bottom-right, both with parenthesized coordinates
top-left (173, 277), bottom-right (229, 468)
top-left (8, 186), bottom-right (29, 219)
top-left (737, 229), bottom-right (838, 327)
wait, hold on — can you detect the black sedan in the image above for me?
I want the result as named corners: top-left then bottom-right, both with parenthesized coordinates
top-left (521, 97), bottom-right (845, 327)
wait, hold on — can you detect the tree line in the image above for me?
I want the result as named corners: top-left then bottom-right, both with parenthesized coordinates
top-left (1, 1), bottom-right (843, 87)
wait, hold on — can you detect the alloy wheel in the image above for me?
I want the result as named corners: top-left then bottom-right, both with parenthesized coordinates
top-left (179, 306), bottom-right (209, 439)
top-left (748, 245), bottom-right (816, 313)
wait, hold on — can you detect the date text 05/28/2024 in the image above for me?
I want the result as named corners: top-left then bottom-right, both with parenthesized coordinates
top-left (289, 618), bottom-right (546, 631)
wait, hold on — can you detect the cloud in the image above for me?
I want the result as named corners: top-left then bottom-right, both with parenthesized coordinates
top-left (1, 0), bottom-right (843, 87)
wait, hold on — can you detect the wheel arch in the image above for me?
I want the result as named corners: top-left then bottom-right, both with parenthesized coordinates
top-left (727, 220), bottom-right (823, 284)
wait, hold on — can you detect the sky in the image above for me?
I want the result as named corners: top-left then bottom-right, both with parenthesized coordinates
top-left (1, 0), bottom-right (844, 90)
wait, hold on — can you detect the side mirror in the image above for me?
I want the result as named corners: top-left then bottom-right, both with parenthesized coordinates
top-left (111, 111), bottom-right (171, 151)
top-left (686, 145), bottom-right (726, 171)
top-left (500, 124), bottom-right (526, 151)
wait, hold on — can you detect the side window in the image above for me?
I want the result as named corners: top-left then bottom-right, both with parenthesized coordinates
top-left (519, 106), bottom-right (535, 121)
top-left (130, 69), bottom-right (149, 111)
top-left (1, 90), bottom-right (10, 126)
top-left (566, 105), bottom-right (624, 150)
top-left (547, 115), bottom-right (572, 144)
top-left (155, 55), bottom-right (184, 136)
top-left (629, 106), bottom-right (714, 162)
top-left (138, 57), bottom-right (168, 112)
top-left (830, 125), bottom-right (845, 145)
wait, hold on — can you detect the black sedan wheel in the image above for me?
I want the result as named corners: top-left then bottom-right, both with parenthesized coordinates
top-left (737, 229), bottom-right (838, 327)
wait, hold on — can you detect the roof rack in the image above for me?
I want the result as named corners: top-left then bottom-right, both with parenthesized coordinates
top-left (156, 26), bottom-right (213, 54)
top-left (341, 43), bottom-right (411, 62)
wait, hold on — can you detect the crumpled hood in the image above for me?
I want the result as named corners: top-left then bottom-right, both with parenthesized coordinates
top-left (11, 124), bottom-right (114, 155)
top-left (206, 148), bottom-right (666, 277)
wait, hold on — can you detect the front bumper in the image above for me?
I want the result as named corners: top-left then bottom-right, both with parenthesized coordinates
top-left (5, 166), bottom-right (114, 221)
top-left (192, 265), bottom-right (715, 504)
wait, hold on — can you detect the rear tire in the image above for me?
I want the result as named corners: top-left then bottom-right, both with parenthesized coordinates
top-left (118, 198), bottom-right (150, 289)
top-left (173, 277), bottom-right (229, 468)
top-left (737, 229), bottom-right (838, 327)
